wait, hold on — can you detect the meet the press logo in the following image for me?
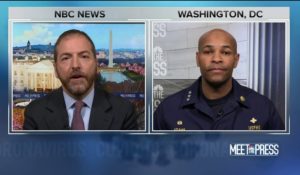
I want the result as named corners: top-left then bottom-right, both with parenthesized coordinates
top-left (229, 143), bottom-right (279, 156)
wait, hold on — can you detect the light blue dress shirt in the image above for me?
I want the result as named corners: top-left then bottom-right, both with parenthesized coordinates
top-left (63, 88), bottom-right (94, 130)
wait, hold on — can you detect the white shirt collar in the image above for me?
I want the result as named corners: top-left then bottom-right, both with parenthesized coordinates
top-left (63, 87), bottom-right (94, 109)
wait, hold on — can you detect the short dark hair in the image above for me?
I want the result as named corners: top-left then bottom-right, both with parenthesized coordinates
top-left (53, 29), bottom-right (97, 62)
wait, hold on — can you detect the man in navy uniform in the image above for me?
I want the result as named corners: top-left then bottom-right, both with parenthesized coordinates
top-left (154, 29), bottom-right (284, 130)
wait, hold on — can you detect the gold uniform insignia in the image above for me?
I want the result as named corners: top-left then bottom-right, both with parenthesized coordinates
top-left (240, 96), bottom-right (246, 102)
top-left (174, 120), bottom-right (185, 130)
top-left (177, 120), bottom-right (183, 125)
top-left (248, 117), bottom-right (261, 130)
top-left (250, 117), bottom-right (257, 124)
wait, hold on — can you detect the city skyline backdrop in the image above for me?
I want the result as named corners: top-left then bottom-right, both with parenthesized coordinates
top-left (13, 23), bottom-right (145, 49)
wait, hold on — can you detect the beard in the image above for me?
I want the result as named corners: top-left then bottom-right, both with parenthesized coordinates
top-left (57, 69), bottom-right (97, 99)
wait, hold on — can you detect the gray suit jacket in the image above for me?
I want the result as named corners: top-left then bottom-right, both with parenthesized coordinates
top-left (23, 86), bottom-right (138, 130)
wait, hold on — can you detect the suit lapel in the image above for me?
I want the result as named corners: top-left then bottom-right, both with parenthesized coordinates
top-left (45, 88), bottom-right (69, 130)
top-left (88, 87), bottom-right (113, 130)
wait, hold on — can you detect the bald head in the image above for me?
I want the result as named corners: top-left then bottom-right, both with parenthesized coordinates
top-left (198, 29), bottom-right (237, 54)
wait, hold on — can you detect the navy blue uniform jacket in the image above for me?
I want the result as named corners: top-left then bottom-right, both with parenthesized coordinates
top-left (23, 86), bottom-right (138, 130)
top-left (154, 77), bottom-right (284, 130)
